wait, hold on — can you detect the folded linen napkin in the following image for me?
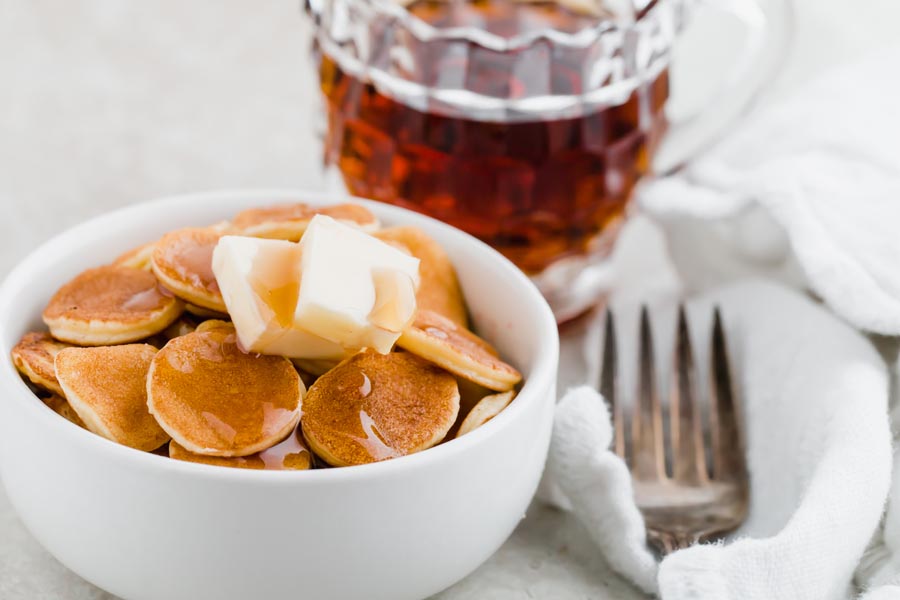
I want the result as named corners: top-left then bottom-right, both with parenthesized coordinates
top-left (540, 281), bottom-right (893, 599)
top-left (855, 356), bottom-right (900, 599)
top-left (639, 45), bottom-right (900, 336)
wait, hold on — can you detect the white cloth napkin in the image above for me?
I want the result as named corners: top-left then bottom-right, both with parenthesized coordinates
top-left (539, 43), bottom-right (900, 598)
top-left (857, 355), bottom-right (900, 599)
top-left (540, 280), bottom-right (893, 599)
top-left (540, 46), bottom-right (900, 595)
top-left (639, 45), bottom-right (900, 336)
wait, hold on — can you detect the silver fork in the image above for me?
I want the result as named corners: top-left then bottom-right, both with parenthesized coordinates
top-left (601, 306), bottom-right (749, 555)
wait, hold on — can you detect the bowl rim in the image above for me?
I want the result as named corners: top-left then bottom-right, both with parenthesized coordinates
top-left (0, 189), bottom-right (559, 485)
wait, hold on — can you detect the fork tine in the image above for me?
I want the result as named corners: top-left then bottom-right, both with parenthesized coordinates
top-left (632, 306), bottom-right (665, 480)
top-left (670, 305), bottom-right (707, 484)
top-left (600, 309), bottom-right (625, 459)
top-left (709, 307), bottom-right (745, 480)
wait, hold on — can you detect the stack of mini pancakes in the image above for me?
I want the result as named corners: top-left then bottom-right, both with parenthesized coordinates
top-left (11, 203), bottom-right (522, 470)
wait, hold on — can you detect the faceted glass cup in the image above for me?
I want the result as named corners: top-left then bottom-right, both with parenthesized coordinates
top-left (306, 0), bottom-right (772, 320)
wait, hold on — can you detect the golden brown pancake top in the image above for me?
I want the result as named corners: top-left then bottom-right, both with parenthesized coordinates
top-left (410, 310), bottom-right (520, 380)
top-left (232, 202), bottom-right (377, 232)
top-left (43, 265), bottom-right (176, 324)
top-left (55, 344), bottom-right (169, 451)
top-left (194, 319), bottom-right (232, 333)
top-left (11, 332), bottom-right (69, 391)
top-left (169, 426), bottom-right (311, 470)
top-left (302, 350), bottom-right (459, 466)
top-left (148, 324), bottom-right (302, 455)
top-left (375, 226), bottom-right (468, 327)
top-left (152, 228), bottom-right (222, 297)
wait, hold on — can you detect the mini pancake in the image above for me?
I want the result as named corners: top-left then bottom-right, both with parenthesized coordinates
top-left (194, 319), bottom-right (232, 333)
top-left (302, 350), bottom-right (459, 467)
top-left (43, 394), bottom-right (86, 428)
top-left (291, 357), bottom-right (342, 377)
top-left (444, 378), bottom-right (493, 440)
top-left (11, 332), bottom-right (70, 396)
top-left (232, 202), bottom-right (380, 241)
top-left (168, 426), bottom-right (312, 471)
top-left (151, 227), bottom-right (227, 313)
top-left (145, 315), bottom-right (217, 350)
top-left (375, 226), bottom-right (468, 327)
top-left (161, 315), bottom-right (199, 340)
top-left (184, 303), bottom-right (230, 319)
top-left (113, 241), bottom-right (157, 270)
top-left (208, 220), bottom-right (234, 234)
top-left (55, 344), bottom-right (170, 451)
top-left (292, 363), bottom-right (319, 389)
top-left (43, 265), bottom-right (185, 346)
top-left (145, 315), bottom-right (201, 348)
top-left (397, 310), bottom-right (522, 392)
top-left (455, 391), bottom-right (515, 438)
top-left (147, 323), bottom-right (303, 457)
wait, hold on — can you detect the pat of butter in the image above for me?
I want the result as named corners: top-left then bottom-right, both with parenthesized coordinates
top-left (212, 236), bottom-right (347, 360)
top-left (213, 217), bottom-right (420, 359)
top-left (296, 215), bottom-right (420, 353)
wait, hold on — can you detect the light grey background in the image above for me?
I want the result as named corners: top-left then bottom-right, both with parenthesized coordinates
top-left (1, 1), bottom-right (897, 598)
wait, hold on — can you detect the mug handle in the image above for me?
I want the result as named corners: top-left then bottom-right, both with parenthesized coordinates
top-left (651, 0), bottom-right (793, 175)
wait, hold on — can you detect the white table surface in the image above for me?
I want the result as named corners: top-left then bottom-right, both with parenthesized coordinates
top-left (1, 1), bottom-right (898, 598)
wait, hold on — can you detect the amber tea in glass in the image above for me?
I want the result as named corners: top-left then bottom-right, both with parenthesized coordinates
top-left (308, 0), bottom-right (689, 319)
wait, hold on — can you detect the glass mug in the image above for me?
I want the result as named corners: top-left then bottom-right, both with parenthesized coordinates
top-left (304, 0), bottom-right (774, 321)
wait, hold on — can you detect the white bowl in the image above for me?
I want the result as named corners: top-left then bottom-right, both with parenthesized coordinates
top-left (0, 190), bottom-right (559, 600)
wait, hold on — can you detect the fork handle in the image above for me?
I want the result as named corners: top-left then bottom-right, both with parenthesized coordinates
top-left (647, 530), bottom-right (699, 555)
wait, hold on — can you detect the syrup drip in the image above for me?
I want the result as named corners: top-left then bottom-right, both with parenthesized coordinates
top-left (247, 243), bottom-right (302, 328)
top-left (358, 371), bottom-right (372, 397)
top-left (165, 231), bottom-right (221, 293)
top-left (122, 286), bottom-right (167, 312)
top-left (201, 411), bottom-right (238, 444)
top-left (258, 427), bottom-right (312, 470)
top-left (354, 409), bottom-right (401, 461)
top-left (424, 326), bottom-right (449, 340)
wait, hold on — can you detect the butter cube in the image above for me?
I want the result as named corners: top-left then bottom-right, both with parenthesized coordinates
top-left (212, 236), bottom-right (347, 360)
top-left (295, 215), bottom-right (420, 353)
